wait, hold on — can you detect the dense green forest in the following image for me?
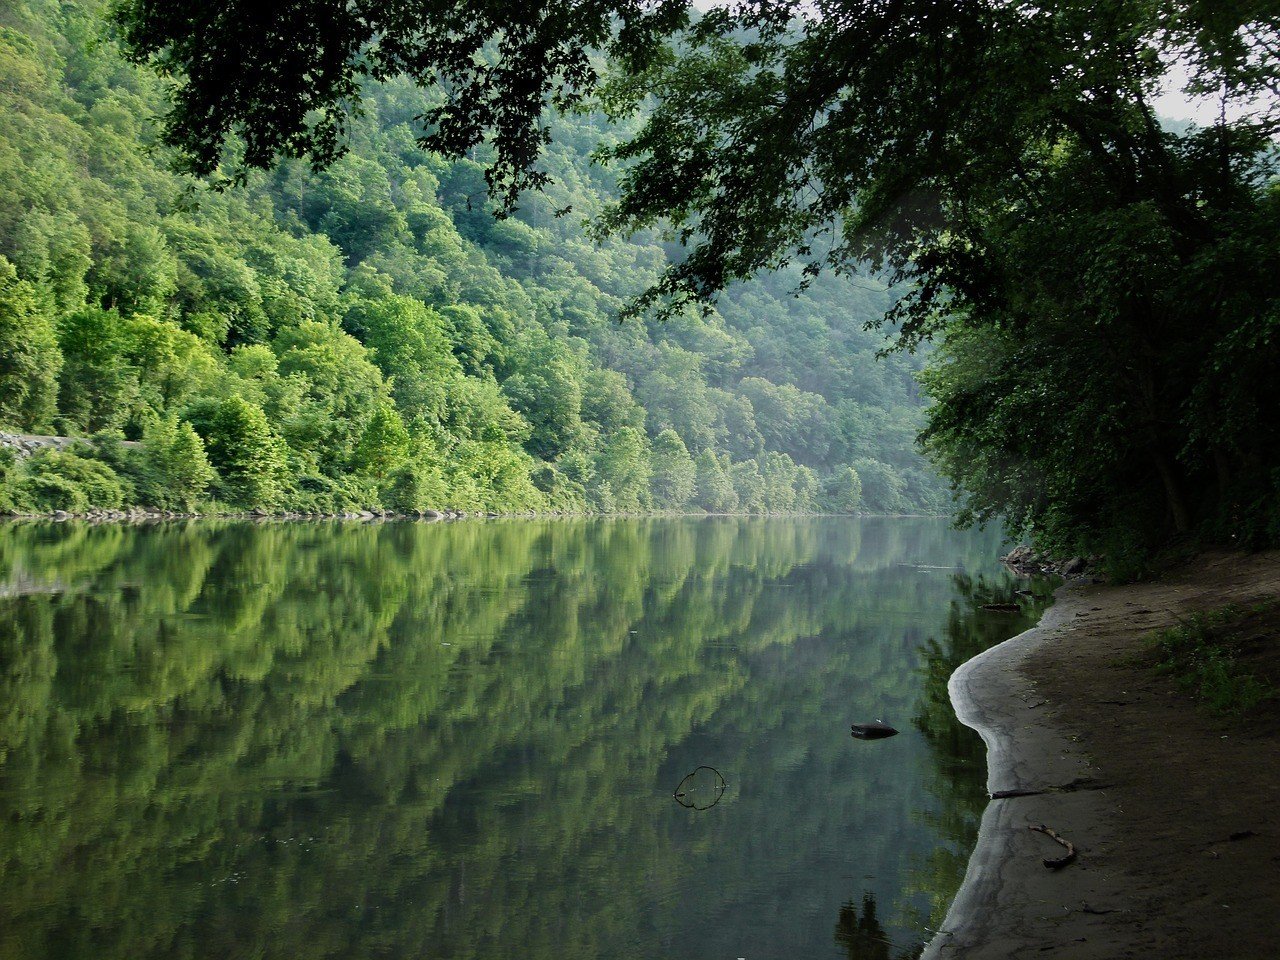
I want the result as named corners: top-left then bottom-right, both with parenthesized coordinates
top-left (0, 0), bottom-right (945, 517)
top-left (102, 0), bottom-right (1280, 570)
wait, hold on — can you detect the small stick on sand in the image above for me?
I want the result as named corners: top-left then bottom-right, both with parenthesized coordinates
top-left (1029, 824), bottom-right (1077, 869)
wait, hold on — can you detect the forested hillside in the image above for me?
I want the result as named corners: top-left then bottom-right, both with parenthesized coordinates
top-left (0, 0), bottom-right (944, 516)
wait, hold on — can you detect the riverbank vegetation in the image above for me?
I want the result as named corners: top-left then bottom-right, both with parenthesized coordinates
top-left (1151, 603), bottom-right (1278, 718)
top-left (97, 0), bottom-right (1280, 568)
top-left (0, 0), bottom-right (947, 517)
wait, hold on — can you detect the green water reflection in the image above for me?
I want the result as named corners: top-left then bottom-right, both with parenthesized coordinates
top-left (0, 518), bottom-right (1048, 960)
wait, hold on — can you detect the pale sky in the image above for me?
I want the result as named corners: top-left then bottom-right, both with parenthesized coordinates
top-left (685, 1), bottom-right (1270, 127)
top-left (1151, 61), bottom-right (1268, 127)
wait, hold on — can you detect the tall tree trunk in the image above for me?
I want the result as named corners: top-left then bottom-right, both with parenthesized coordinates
top-left (1153, 452), bottom-right (1191, 534)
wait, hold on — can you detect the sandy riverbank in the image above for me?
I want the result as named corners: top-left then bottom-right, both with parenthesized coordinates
top-left (924, 551), bottom-right (1280, 960)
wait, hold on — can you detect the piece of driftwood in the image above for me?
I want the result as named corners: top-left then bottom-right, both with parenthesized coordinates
top-left (1029, 823), bottom-right (1077, 869)
top-left (981, 602), bottom-right (1022, 612)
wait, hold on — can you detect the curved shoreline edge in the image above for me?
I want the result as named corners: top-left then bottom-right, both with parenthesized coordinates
top-left (921, 551), bottom-right (1280, 959)
top-left (921, 581), bottom-right (1116, 959)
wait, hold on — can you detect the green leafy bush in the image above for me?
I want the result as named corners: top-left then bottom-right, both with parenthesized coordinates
top-left (3, 447), bottom-right (128, 511)
top-left (1151, 607), bottom-right (1275, 718)
top-left (382, 459), bottom-right (447, 514)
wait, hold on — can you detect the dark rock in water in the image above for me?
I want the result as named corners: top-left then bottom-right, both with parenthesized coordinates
top-left (850, 722), bottom-right (898, 740)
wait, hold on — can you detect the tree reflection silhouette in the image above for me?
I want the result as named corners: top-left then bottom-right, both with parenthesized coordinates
top-left (0, 518), bottom-right (1036, 960)
top-left (836, 893), bottom-right (902, 960)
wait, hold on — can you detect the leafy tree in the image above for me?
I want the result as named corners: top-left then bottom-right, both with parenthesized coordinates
top-left (302, 157), bottom-right (407, 263)
top-left (0, 256), bottom-right (61, 431)
top-left (695, 449), bottom-right (737, 513)
top-left (355, 401), bottom-right (412, 479)
top-left (759, 450), bottom-right (800, 513)
top-left (581, 367), bottom-right (645, 435)
top-left (738, 377), bottom-right (835, 468)
top-left (187, 395), bottom-right (289, 508)
top-left (649, 429), bottom-right (696, 509)
top-left (274, 320), bottom-right (390, 469)
top-left (593, 425), bottom-right (651, 511)
top-left (111, 0), bottom-right (689, 206)
top-left (852, 459), bottom-right (906, 516)
top-left (438, 304), bottom-right (503, 377)
top-left (730, 459), bottom-right (765, 514)
top-left (56, 307), bottom-right (140, 433)
top-left (342, 294), bottom-right (458, 429)
top-left (501, 330), bottom-right (585, 460)
top-left (793, 464), bottom-right (820, 513)
top-left (823, 466), bottom-right (863, 515)
top-left (91, 222), bottom-right (178, 315)
top-left (446, 377), bottom-right (532, 446)
top-left (140, 416), bottom-right (216, 510)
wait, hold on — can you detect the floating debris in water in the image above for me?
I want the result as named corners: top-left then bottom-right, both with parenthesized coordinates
top-left (673, 765), bottom-right (727, 810)
top-left (850, 722), bottom-right (898, 740)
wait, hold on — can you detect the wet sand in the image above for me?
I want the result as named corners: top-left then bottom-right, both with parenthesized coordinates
top-left (924, 551), bottom-right (1280, 959)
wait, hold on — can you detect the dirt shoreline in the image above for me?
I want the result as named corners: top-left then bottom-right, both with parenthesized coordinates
top-left (924, 551), bottom-right (1280, 960)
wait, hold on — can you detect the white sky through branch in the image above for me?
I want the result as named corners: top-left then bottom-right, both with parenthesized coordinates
top-left (686, 1), bottom-right (1268, 126)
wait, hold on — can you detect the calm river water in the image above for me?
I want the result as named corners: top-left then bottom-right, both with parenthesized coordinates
top-left (0, 517), bottom-right (1048, 960)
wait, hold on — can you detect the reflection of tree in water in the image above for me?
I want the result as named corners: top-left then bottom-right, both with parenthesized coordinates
top-left (894, 571), bottom-right (1055, 941)
top-left (835, 893), bottom-right (909, 960)
top-left (0, 518), bottom-right (1026, 960)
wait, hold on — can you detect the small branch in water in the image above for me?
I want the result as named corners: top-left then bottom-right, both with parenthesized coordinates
top-left (1029, 824), bottom-right (1077, 869)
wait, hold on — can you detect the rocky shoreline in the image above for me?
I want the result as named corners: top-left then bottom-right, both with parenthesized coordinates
top-left (1000, 543), bottom-right (1096, 579)
top-left (1, 507), bottom-right (521, 523)
top-left (0, 507), bottom-right (922, 524)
